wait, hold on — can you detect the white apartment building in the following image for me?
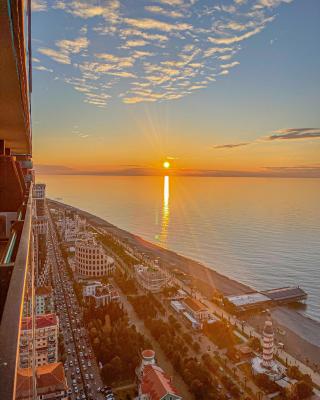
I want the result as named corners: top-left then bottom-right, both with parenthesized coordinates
top-left (75, 236), bottom-right (115, 278)
top-left (19, 314), bottom-right (58, 368)
top-left (134, 264), bottom-right (169, 293)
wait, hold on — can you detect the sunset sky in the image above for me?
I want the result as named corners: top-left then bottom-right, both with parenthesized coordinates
top-left (31, 0), bottom-right (320, 177)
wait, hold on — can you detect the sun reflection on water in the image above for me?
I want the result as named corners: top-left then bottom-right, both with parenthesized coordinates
top-left (159, 175), bottom-right (170, 246)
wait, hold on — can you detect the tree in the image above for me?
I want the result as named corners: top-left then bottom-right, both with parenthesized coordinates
top-left (292, 380), bottom-right (313, 399)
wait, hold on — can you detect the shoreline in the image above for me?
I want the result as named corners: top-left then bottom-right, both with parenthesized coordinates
top-left (48, 199), bottom-right (320, 371)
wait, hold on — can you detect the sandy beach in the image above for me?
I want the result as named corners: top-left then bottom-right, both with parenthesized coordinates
top-left (49, 199), bottom-right (320, 372)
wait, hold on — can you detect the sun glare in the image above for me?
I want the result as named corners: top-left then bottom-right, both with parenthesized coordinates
top-left (163, 161), bottom-right (170, 169)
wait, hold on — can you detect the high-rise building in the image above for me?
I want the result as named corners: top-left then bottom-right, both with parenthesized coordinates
top-left (0, 2), bottom-right (35, 399)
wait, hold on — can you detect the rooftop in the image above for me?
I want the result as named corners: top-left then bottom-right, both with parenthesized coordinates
top-left (226, 292), bottom-right (271, 307)
top-left (141, 364), bottom-right (180, 400)
top-left (21, 313), bottom-right (58, 330)
top-left (16, 363), bottom-right (67, 399)
top-left (183, 297), bottom-right (207, 312)
top-left (262, 286), bottom-right (307, 301)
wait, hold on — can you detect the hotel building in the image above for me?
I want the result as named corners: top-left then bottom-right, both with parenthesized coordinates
top-left (75, 236), bottom-right (115, 278)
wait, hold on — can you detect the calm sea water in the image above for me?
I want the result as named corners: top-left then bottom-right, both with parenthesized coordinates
top-left (38, 175), bottom-right (320, 321)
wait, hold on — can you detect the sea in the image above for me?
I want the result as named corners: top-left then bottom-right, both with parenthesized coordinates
top-left (38, 175), bottom-right (320, 322)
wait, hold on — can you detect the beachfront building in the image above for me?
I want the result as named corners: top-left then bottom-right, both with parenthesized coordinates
top-left (252, 318), bottom-right (284, 380)
top-left (134, 264), bottom-right (169, 293)
top-left (75, 236), bottom-right (115, 278)
top-left (182, 297), bottom-right (209, 321)
top-left (136, 350), bottom-right (182, 400)
top-left (16, 363), bottom-right (68, 400)
top-left (19, 314), bottom-right (59, 368)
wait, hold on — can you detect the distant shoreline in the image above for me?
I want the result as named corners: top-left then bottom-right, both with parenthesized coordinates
top-left (48, 198), bottom-right (320, 369)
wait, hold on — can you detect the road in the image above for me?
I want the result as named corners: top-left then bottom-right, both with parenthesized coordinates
top-left (48, 213), bottom-right (105, 400)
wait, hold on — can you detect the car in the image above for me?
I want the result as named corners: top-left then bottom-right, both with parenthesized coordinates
top-left (69, 361), bottom-right (73, 367)
top-left (89, 374), bottom-right (94, 380)
top-left (97, 387), bottom-right (101, 393)
top-left (67, 389), bottom-right (72, 395)
top-left (85, 374), bottom-right (89, 380)
top-left (87, 361), bottom-right (91, 367)
top-left (74, 387), bottom-right (79, 393)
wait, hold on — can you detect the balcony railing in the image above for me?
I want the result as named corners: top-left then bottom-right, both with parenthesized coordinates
top-left (0, 186), bottom-right (34, 400)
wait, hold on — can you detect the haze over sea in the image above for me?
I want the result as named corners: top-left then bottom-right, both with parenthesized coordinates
top-left (39, 175), bottom-right (320, 322)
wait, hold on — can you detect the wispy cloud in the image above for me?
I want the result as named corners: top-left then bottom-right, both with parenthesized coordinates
top-left (267, 128), bottom-right (320, 141)
top-left (32, 0), bottom-right (48, 12)
top-left (213, 142), bottom-right (250, 149)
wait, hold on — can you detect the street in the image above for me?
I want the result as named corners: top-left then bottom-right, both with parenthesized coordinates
top-left (48, 214), bottom-right (106, 400)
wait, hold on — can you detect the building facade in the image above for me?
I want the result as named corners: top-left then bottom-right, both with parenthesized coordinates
top-left (134, 264), bottom-right (169, 293)
top-left (19, 314), bottom-right (58, 368)
top-left (75, 237), bottom-right (115, 278)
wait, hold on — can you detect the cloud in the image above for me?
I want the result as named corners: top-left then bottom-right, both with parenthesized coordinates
top-left (45, 0), bottom-right (293, 108)
top-left (208, 26), bottom-right (265, 45)
top-left (38, 47), bottom-right (71, 64)
top-left (213, 142), bottom-right (250, 149)
top-left (34, 65), bottom-right (53, 73)
top-left (56, 37), bottom-right (89, 54)
top-left (124, 18), bottom-right (192, 32)
top-left (32, 0), bottom-right (47, 12)
top-left (144, 6), bottom-right (184, 19)
top-left (267, 128), bottom-right (320, 141)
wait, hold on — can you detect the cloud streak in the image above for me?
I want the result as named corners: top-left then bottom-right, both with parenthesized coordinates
top-left (267, 128), bottom-right (320, 141)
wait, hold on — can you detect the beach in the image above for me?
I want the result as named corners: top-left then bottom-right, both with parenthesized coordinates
top-left (49, 199), bottom-right (320, 372)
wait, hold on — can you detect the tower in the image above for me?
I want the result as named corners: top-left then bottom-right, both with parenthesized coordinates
top-left (262, 319), bottom-right (274, 368)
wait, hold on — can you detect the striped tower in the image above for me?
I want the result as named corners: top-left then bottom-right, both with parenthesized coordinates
top-left (262, 319), bottom-right (274, 368)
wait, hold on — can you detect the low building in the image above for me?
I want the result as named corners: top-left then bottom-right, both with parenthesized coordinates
top-left (20, 314), bottom-right (58, 368)
top-left (92, 283), bottom-right (120, 307)
top-left (83, 281), bottom-right (102, 297)
top-left (224, 292), bottom-right (272, 313)
top-left (182, 297), bottom-right (208, 321)
top-left (134, 264), bottom-right (169, 293)
top-left (170, 300), bottom-right (185, 313)
top-left (136, 350), bottom-right (182, 400)
top-left (16, 362), bottom-right (68, 400)
top-left (75, 236), bottom-right (115, 278)
top-left (83, 281), bottom-right (120, 308)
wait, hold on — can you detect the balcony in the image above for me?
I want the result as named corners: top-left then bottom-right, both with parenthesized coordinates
top-left (0, 187), bottom-right (34, 399)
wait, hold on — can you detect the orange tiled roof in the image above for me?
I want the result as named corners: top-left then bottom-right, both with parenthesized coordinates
top-left (183, 296), bottom-right (207, 313)
top-left (36, 362), bottom-right (67, 391)
top-left (141, 365), bottom-right (180, 400)
top-left (16, 368), bottom-right (33, 399)
top-left (21, 313), bottom-right (57, 330)
top-left (16, 363), bottom-right (66, 399)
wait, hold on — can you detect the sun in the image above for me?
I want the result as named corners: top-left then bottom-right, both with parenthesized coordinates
top-left (163, 161), bottom-right (170, 169)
